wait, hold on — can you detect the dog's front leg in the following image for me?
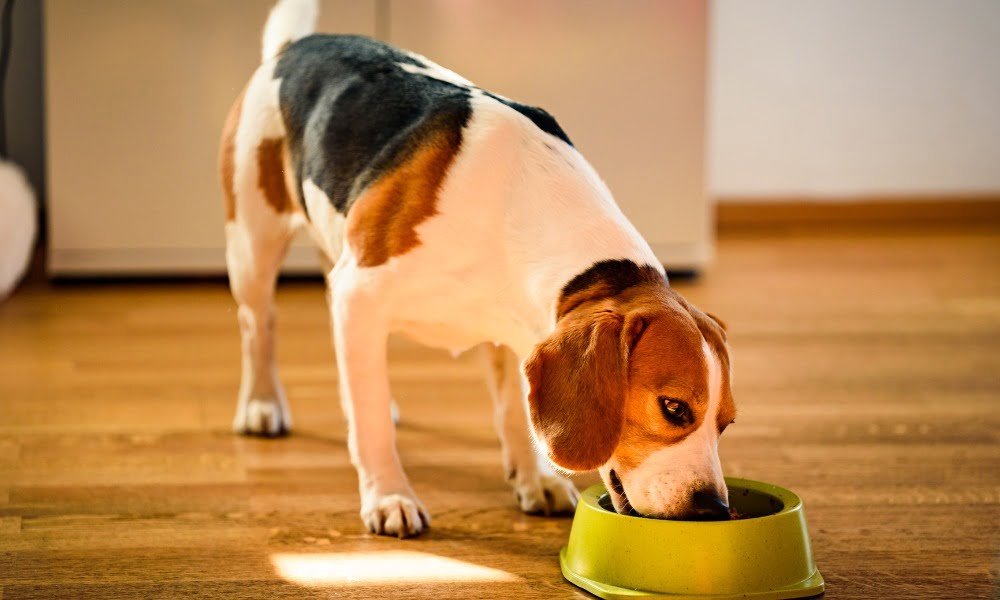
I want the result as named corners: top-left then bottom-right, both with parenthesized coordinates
top-left (480, 344), bottom-right (579, 515)
top-left (330, 274), bottom-right (428, 538)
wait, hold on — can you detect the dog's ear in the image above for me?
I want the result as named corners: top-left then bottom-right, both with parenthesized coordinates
top-left (677, 295), bottom-right (727, 344)
top-left (695, 310), bottom-right (727, 345)
top-left (524, 309), bottom-right (628, 472)
top-left (705, 312), bottom-right (727, 334)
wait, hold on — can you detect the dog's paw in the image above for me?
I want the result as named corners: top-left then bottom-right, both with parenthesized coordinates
top-left (233, 397), bottom-right (290, 437)
top-left (361, 492), bottom-right (430, 538)
top-left (513, 472), bottom-right (579, 516)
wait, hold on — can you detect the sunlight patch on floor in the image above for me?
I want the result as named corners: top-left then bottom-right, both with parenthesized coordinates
top-left (270, 550), bottom-right (523, 586)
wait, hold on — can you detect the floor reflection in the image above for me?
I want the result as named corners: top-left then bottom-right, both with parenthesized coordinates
top-left (271, 550), bottom-right (523, 586)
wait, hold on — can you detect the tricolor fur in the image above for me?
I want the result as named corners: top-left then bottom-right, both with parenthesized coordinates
top-left (219, 0), bottom-right (736, 537)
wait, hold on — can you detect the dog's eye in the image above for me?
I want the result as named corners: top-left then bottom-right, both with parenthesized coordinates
top-left (663, 399), bottom-right (686, 416)
top-left (658, 397), bottom-right (693, 426)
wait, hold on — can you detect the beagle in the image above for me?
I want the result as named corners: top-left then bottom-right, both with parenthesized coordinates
top-left (220, 0), bottom-right (736, 538)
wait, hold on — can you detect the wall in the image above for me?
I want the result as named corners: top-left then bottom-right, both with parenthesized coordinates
top-left (44, 0), bottom-right (376, 274)
top-left (710, 0), bottom-right (1000, 200)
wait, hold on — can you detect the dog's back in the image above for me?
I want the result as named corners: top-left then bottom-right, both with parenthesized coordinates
top-left (275, 34), bottom-right (475, 217)
top-left (220, 0), bottom-right (657, 349)
top-left (222, 1), bottom-right (571, 250)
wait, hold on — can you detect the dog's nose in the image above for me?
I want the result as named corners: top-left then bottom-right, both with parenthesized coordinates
top-left (690, 488), bottom-right (730, 521)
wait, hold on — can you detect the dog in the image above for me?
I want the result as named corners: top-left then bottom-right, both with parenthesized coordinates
top-left (219, 0), bottom-right (736, 538)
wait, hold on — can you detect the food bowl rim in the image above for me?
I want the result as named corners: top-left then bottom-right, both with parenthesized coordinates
top-left (584, 476), bottom-right (802, 524)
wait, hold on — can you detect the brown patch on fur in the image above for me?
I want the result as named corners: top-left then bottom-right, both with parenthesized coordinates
top-left (346, 128), bottom-right (461, 267)
top-left (613, 286), bottom-right (710, 471)
top-left (526, 277), bottom-right (735, 474)
top-left (256, 138), bottom-right (294, 214)
top-left (693, 308), bottom-right (736, 432)
top-left (218, 90), bottom-right (245, 221)
top-left (525, 299), bottom-right (628, 471)
top-left (670, 293), bottom-right (735, 432)
top-left (280, 141), bottom-right (305, 216)
top-left (705, 312), bottom-right (728, 333)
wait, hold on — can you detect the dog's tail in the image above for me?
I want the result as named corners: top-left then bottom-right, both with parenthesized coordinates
top-left (261, 0), bottom-right (318, 62)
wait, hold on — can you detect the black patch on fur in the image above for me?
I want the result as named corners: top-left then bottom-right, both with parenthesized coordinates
top-left (274, 35), bottom-right (573, 217)
top-left (560, 259), bottom-right (665, 303)
top-left (484, 92), bottom-right (573, 146)
top-left (275, 35), bottom-right (472, 216)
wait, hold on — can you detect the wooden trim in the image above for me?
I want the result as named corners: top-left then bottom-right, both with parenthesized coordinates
top-left (716, 196), bottom-right (1000, 229)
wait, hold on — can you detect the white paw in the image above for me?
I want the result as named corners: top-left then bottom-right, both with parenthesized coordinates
top-left (361, 492), bottom-right (429, 538)
top-left (233, 397), bottom-right (290, 437)
top-left (512, 472), bottom-right (579, 516)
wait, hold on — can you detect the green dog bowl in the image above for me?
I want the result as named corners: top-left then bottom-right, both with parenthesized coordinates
top-left (560, 478), bottom-right (824, 599)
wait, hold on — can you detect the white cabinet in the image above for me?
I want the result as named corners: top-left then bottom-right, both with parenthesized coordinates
top-left (45, 0), bottom-right (708, 275)
top-left (388, 1), bottom-right (711, 269)
top-left (44, 0), bottom-right (376, 275)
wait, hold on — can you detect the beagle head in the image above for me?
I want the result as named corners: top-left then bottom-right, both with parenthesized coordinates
top-left (525, 261), bottom-right (735, 520)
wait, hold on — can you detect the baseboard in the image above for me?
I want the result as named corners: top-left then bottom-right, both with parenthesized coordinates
top-left (47, 245), bottom-right (323, 278)
top-left (716, 196), bottom-right (1000, 229)
top-left (49, 241), bottom-right (714, 278)
top-left (648, 240), bottom-right (713, 272)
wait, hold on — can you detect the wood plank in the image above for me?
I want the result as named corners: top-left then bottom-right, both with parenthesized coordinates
top-left (1, 224), bottom-right (998, 598)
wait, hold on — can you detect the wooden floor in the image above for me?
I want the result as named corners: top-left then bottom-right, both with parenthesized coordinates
top-left (1, 224), bottom-right (998, 599)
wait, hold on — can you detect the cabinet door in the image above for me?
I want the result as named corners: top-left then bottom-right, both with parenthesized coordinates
top-left (45, 0), bottom-right (376, 275)
top-left (388, 0), bottom-right (710, 268)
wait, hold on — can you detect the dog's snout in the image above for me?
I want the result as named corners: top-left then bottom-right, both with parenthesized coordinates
top-left (690, 488), bottom-right (730, 521)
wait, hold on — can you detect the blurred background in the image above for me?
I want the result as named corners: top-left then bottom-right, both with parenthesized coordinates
top-left (1, 2), bottom-right (998, 598)
top-left (4, 0), bottom-right (997, 278)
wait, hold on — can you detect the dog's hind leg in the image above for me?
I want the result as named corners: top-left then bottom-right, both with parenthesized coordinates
top-left (220, 66), bottom-right (298, 437)
top-left (226, 220), bottom-right (293, 437)
top-left (479, 343), bottom-right (579, 515)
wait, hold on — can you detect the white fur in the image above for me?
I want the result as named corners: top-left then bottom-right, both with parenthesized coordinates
top-left (310, 94), bottom-right (661, 534)
top-left (320, 93), bottom-right (661, 359)
top-left (301, 179), bottom-right (346, 260)
top-left (397, 60), bottom-right (474, 88)
top-left (227, 30), bottom-right (669, 535)
top-left (0, 161), bottom-right (36, 300)
top-left (262, 0), bottom-right (318, 62)
top-left (606, 339), bottom-right (728, 517)
top-left (227, 60), bottom-right (297, 437)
